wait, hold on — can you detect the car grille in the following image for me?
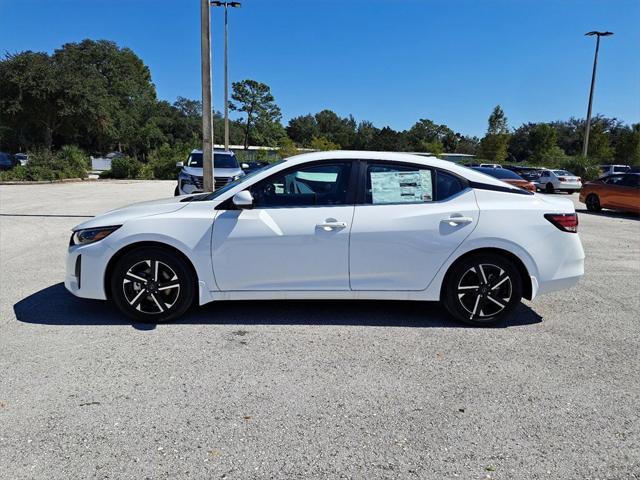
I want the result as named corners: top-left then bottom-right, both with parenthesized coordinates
top-left (214, 177), bottom-right (231, 189)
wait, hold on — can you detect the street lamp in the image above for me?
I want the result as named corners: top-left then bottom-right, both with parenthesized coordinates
top-left (582, 31), bottom-right (613, 158)
top-left (211, 1), bottom-right (241, 152)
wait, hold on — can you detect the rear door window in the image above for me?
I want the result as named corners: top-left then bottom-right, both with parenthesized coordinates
top-left (365, 163), bottom-right (434, 204)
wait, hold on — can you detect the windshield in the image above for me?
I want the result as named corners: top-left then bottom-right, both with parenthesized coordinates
top-left (187, 152), bottom-right (239, 169)
top-left (190, 160), bottom-right (285, 201)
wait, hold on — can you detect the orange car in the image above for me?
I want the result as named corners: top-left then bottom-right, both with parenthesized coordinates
top-left (579, 173), bottom-right (640, 213)
top-left (471, 167), bottom-right (536, 192)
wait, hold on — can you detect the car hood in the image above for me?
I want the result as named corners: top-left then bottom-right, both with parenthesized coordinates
top-left (182, 166), bottom-right (242, 177)
top-left (73, 196), bottom-right (188, 231)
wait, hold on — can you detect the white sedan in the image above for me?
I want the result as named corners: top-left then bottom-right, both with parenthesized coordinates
top-left (535, 169), bottom-right (583, 193)
top-left (65, 151), bottom-right (585, 326)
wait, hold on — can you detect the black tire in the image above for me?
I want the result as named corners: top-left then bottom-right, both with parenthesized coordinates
top-left (443, 253), bottom-right (523, 327)
top-left (545, 183), bottom-right (555, 194)
top-left (585, 193), bottom-right (601, 212)
top-left (174, 186), bottom-right (180, 196)
top-left (110, 247), bottom-right (196, 323)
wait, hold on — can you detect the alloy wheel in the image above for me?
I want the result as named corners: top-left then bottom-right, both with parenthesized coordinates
top-left (122, 260), bottom-right (181, 314)
top-left (586, 194), bottom-right (600, 212)
top-left (456, 263), bottom-right (513, 320)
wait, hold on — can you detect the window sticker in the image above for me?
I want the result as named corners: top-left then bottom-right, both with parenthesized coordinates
top-left (371, 170), bottom-right (433, 204)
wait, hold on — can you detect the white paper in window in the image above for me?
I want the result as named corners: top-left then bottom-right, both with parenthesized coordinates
top-left (371, 170), bottom-right (432, 204)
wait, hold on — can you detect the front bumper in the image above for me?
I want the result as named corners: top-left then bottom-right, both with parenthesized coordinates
top-left (65, 242), bottom-right (114, 300)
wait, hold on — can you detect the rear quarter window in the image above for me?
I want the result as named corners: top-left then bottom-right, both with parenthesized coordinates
top-left (436, 171), bottom-right (465, 201)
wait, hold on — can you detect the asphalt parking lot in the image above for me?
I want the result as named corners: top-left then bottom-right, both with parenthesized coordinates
top-left (1, 180), bottom-right (639, 479)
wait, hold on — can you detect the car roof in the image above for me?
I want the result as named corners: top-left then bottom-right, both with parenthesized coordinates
top-left (190, 149), bottom-right (235, 156)
top-left (279, 151), bottom-right (517, 189)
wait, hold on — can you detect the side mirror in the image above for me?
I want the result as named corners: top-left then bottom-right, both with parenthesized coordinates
top-left (232, 190), bottom-right (253, 209)
top-left (176, 161), bottom-right (184, 168)
top-left (241, 163), bottom-right (249, 169)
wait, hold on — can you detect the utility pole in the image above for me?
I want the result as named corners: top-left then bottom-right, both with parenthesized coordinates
top-left (212, 2), bottom-right (241, 151)
top-left (200, 0), bottom-right (214, 191)
top-left (582, 31), bottom-right (613, 158)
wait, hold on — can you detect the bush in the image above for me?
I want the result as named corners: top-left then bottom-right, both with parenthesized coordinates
top-left (110, 157), bottom-right (142, 179)
top-left (0, 146), bottom-right (90, 181)
top-left (559, 155), bottom-right (601, 181)
top-left (146, 144), bottom-right (186, 180)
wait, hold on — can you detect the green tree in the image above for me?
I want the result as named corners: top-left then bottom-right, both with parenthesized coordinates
top-left (286, 114), bottom-right (318, 146)
top-left (478, 105), bottom-right (510, 162)
top-left (310, 136), bottom-right (339, 151)
top-left (528, 123), bottom-right (564, 163)
top-left (230, 79), bottom-right (282, 149)
top-left (407, 119), bottom-right (454, 152)
top-left (614, 124), bottom-right (640, 165)
top-left (487, 105), bottom-right (509, 135)
top-left (0, 51), bottom-right (66, 150)
top-left (314, 110), bottom-right (356, 148)
top-left (277, 136), bottom-right (299, 158)
top-left (352, 121), bottom-right (380, 150)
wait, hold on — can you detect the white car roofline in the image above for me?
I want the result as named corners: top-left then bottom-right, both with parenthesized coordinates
top-left (275, 151), bottom-right (518, 189)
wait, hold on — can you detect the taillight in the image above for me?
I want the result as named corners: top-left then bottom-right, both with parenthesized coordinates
top-left (545, 213), bottom-right (578, 233)
top-left (558, 177), bottom-right (567, 182)
top-left (578, 177), bottom-right (582, 182)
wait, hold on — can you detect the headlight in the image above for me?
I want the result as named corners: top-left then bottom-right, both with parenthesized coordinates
top-left (232, 174), bottom-right (242, 181)
top-left (71, 226), bottom-right (121, 246)
top-left (180, 173), bottom-right (196, 185)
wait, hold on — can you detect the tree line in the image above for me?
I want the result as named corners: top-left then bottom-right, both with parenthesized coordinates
top-left (1, 39), bottom-right (638, 168)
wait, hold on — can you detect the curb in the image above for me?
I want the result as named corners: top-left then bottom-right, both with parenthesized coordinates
top-left (0, 178), bottom-right (98, 185)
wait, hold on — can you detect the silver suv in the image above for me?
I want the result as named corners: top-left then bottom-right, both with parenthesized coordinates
top-left (175, 149), bottom-right (245, 196)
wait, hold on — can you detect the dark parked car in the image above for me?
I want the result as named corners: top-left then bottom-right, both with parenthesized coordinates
top-left (503, 165), bottom-right (542, 182)
top-left (0, 152), bottom-right (17, 171)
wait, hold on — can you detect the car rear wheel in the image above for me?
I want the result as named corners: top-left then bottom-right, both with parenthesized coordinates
top-left (545, 183), bottom-right (555, 194)
top-left (585, 193), bottom-right (601, 212)
top-left (443, 253), bottom-right (523, 327)
top-left (110, 247), bottom-right (195, 323)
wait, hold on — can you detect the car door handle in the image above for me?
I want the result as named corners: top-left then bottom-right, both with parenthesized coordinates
top-left (442, 215), bottom-right (473, 226)
top-left (317, 220), bottom-right (347, 230)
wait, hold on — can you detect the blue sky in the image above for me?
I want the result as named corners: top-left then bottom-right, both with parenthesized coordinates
top-left (1, 0), bottom-right (638, 137)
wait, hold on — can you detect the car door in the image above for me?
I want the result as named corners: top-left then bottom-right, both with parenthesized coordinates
top-left (614, 174), bottom-right (640, 211)
top-left (211, 160), bottom-right (356, 291)
top-left (349, 161), bottom-right (479, 291)
top-left (601, 175), bottom-right (625, 208)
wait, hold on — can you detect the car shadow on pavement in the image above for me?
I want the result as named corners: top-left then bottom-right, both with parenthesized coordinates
top-left (14, 283), bottom-right (543, 330)
top-left (576, 208), bottom-right (639, 221)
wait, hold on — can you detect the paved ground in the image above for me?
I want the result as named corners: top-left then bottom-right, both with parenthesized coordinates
top-left (1, 180), bottom-right (639, 480)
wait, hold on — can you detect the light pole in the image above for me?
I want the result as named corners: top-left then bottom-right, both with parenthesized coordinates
top-left (200, 0), bottom-right (214, 191)
top-left (212, 1), bottom-right (241, 152)
top-left (582, 31), bottom-right (613, 158)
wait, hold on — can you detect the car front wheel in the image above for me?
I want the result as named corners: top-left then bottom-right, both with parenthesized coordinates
top-left (443, 253), bottom-right (523, 326)
top-left (110, 247), bottom-right (195, 323)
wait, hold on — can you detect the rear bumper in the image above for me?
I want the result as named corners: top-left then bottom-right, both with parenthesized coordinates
top-left (557, 182), bottom-right (582, 190)
top-left (534, 233), bottom-right (585, 297)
